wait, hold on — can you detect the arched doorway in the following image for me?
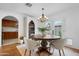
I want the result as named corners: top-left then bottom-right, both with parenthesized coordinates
top-left (2, 16), bottom-right (18, 45)
top-left (29, 21), bottom-right (35, 38)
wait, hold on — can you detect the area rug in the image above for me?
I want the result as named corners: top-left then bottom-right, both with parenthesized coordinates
top-left (16, 45), bottom-right (79, 56)
top-left (16, 44), bottom-right (35, 56)
top-left (16, 44), bottom-right (50, 56)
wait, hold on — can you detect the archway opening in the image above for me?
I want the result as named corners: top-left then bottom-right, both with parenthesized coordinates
top-left (2, 16), bottom-right (18, 45)
top-left (29, 21), bottom-right (35, 38)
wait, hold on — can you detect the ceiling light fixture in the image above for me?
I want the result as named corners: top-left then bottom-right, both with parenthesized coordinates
top-left (38, 8), bottom-right (48, 22)
top-left (25, 3), bottom-right (32, 7)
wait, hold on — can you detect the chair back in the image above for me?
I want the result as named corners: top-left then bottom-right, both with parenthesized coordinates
top-left (25, 39), bottom-right (40, 50)
top-left (52, 39), bottom-right (65, 49)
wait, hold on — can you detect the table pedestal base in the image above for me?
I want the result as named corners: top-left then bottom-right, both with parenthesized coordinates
top-left (36, 47), bottom-right (52, 56)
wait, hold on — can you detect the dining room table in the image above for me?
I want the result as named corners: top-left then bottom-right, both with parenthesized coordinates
top-left (32, 35), bottom-right (61, 55)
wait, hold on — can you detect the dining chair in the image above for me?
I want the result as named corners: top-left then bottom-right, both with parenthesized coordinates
top-left (50, 39), bottom-right (65, 56)
top-left (23, 38), bottom-right (40, 56)
top-left (32, 34), bottom-right (42, 46)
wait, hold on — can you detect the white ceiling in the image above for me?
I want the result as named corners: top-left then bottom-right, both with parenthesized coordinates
top-left (0, 3), bottom-right (79, 17)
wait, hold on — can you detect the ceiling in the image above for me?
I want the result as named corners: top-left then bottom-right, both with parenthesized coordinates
top-left (0, 3), bottom-right (79, 18)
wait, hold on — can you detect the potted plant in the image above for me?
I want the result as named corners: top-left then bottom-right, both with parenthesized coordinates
top-left (38, 27), bottom-right (49, 37)
top-left (20, 36), bottom-right (24, 44)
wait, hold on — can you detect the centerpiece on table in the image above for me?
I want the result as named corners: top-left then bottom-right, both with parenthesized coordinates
top-left (38, 27), bottom-right (49, 47)
top-left (38, 27), bottom-right (49, 37)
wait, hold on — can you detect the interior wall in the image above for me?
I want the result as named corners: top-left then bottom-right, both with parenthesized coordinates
top-left (49, 6), bottom-right (79, 48)
top-left (26, 16), bottom-right (38, 39)
top-left (0, 10), bottom-right (24, 46)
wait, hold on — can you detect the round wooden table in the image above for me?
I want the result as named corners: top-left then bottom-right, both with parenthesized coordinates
top-left (32, 36), bottom-right (60, 55)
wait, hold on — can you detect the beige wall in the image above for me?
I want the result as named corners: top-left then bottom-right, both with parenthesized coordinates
top-left (49, 6), bottom-right (79, 48)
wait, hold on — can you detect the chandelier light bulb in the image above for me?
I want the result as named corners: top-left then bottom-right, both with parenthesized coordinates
top-left (38, 8), bottom-right (48, 22)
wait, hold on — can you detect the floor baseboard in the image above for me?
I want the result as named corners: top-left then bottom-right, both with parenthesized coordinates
top-left (65, 45), bottom-right (79, 53)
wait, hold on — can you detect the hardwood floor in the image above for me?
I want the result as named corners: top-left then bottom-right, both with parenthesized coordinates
top-left (0, 44), bottom-right (21, 56)
top-left (0, 44), bottom-right (79, 56)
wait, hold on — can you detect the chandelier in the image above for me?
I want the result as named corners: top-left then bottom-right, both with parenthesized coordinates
top-left (38, 8), bottom-right (48, 22)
